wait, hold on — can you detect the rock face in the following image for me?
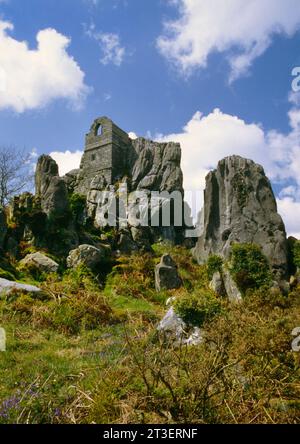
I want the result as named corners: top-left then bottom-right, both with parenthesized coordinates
top-left (64, 117), bottom-right (185, 245)
top-left (35, 155), bottom-right (70, 218)
top-left (19, 252), bottom-right (59, 274)
top-left (155, 254), bottom-right (182, 291)
top-left (0, 208), bottom-right (7, 248)
top-left (67, 117), bottom-right (183, 197)
top-left (193, 156), bottom-right (288, 280)
top-left (67, 244), bottom-right (109, 271)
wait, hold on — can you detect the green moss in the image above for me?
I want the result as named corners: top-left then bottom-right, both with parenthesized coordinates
top-left (207, 255), bottom-right (223, 280)
top-left (232, 172), bottom-right (254, 208)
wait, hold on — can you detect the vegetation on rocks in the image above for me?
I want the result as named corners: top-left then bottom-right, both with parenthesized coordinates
top-left (207, 255), bottom-right (223, 280)
top-left (174, 290), bottom-right (221, 327)
top-left (1, 243), bottom-right (300, 424)
top-left (229, 243), bottom-right (273, 294)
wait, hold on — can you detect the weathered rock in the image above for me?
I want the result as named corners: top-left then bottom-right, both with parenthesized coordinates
top-left (209, 271), bottom-right (226, 297)
top-left (130, 138), bottom-right (183, 193)
top-left (35, 155), bottom-right (70, 218)
top-left (157, 306), bottom-right (204, 346)
top-left (155, 254), bottom-right (182, 291)
top-left (19, 252), bottom-right (59, 274)
top-left (62, 117), bottom-right (185, 246)
top-left (0, 278), bottom-right (44, 297)
top-left (0, 208), bottom-right (7, 248)
top-left (117, 233), bottom-right (139, 254)
top-left (210, 269), bottom-right (241, 301)
top-left (290, 272), bottom-right (300, 288)
top-left (193, 156), bottom-right (288, 280)
top-left (131, 227), bottom-right (152, 251)
top-left (157, 306), bottom-right (185, 337)
top-left (222, 268), bottom-right (243, 302)
top-left (67, 244), bottom-right (109, 271)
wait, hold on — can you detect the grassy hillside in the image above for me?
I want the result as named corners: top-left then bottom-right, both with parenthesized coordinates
top-left (0, 244), bottom-right (300, 424)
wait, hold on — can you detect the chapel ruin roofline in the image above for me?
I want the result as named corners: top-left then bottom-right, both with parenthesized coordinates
top-left (84, 116), bottom-right (130, 152)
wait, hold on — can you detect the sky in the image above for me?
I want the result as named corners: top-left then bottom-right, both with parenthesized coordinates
top-left (0, 0), bottom-right (300, 236)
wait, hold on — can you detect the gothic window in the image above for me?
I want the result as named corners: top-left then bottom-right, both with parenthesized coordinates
top-left (96, 124), bottom-right (103, 136)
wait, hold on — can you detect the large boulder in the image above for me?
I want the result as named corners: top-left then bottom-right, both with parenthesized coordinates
top-left (19, 252), bottom-right (59, 274)
top-left (67, 244), bottom-right (110, 271)
top-left (35, 155), bottom-right (70, 218)
top-left (193, 156), bottom-right (288, 280)
top-left (155, 254), bottom-right (182, 291)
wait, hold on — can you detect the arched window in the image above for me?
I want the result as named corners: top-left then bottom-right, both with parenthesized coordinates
top-left (96, 124), bottom-right (103, 136)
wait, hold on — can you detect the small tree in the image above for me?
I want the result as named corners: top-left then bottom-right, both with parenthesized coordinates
top-left (0, 146), bottom-right (34, 207)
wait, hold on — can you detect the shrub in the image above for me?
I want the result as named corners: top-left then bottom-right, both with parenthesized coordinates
top-left (38, 292), bottom-right (113, 334)
top-left (292, 240), bottom-right (300, 270)
top-left (207, 255), bottom-right (223, 280)
top-left (174, 291), bottom-right (221, 327)
top-left (69, 193), bottom-right (86, 224)
top-left (229, 243), bottom-right (272, 294)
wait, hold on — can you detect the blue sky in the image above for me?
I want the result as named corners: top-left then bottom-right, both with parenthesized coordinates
top-left (0, 0), bottom-right (300, 236)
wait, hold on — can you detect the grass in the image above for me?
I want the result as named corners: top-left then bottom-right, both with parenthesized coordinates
top-left (0, 243), bottom-right (300, 423)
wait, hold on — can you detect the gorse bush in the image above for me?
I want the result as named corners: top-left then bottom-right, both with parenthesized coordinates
top-left (174, 291), bottom-right (221, 327)
top-left (292, 240), bottom-right (300, 270)
top-left (207, 255), bottom-right (223, 280)
top-left (229, 243), bottom-right (272, 294)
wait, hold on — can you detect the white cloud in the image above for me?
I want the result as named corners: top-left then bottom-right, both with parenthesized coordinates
top-left (85, 23), bottom-right (125, 66)
top-left (157, 106), bottom-right (300, 237)
top-left (277, 197), bottom-right (300, 239)
top-left (0, 21), bottom-right (89, 112)
top-left (49, 150), bottom-right (83, 176)
top-left (50, 106), bottom-right (300, 238)
top-left (128, 131), bottom-right (138, 139)
top-left (157, 109), bottom-right (269, 191)
top-left (157, 0), bottom-right (300, 81)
